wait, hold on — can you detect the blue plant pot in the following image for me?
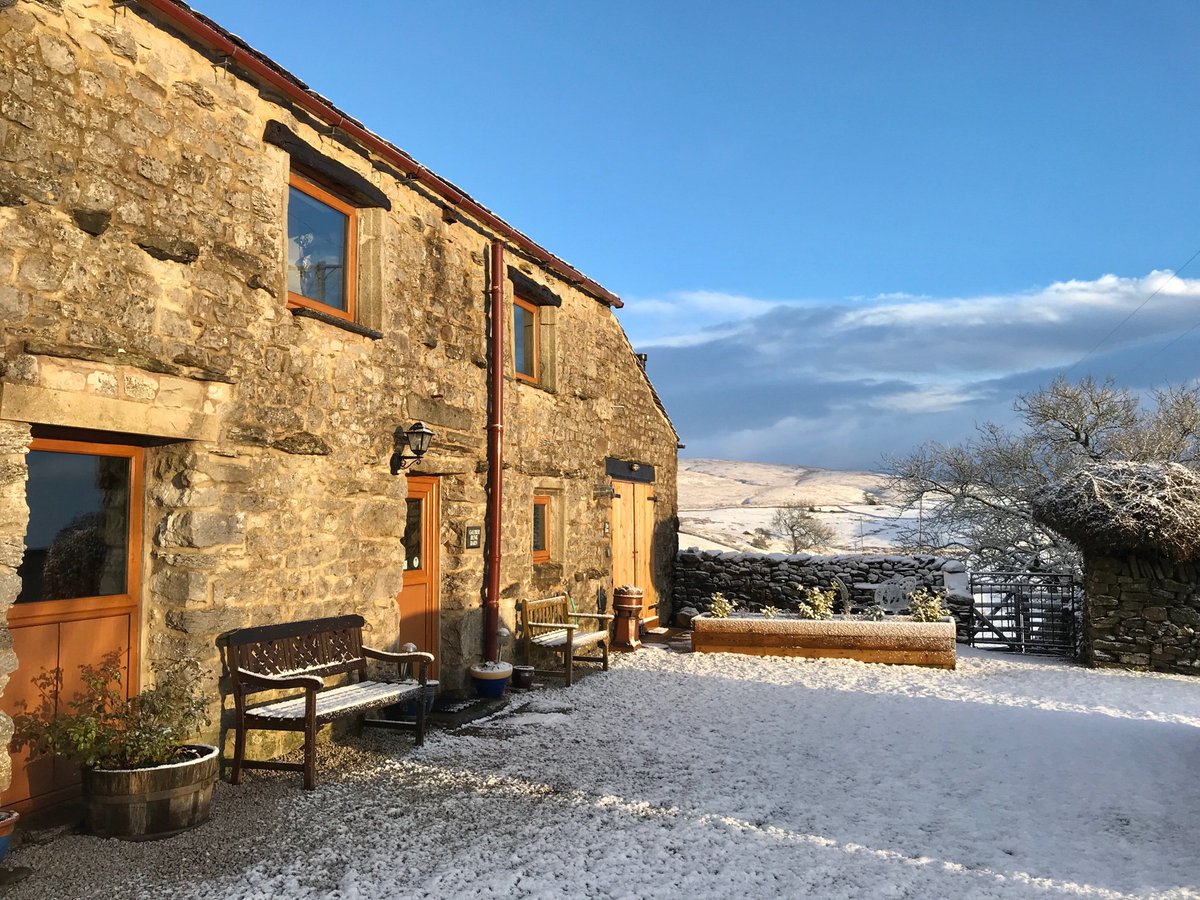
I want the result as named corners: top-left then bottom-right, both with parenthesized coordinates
top-left (404, 679), bottom-right (438, 716)
top-left (469, 663), bottom-right (512, 698)
top-left (382, 680), bottom-right (438, 719)
top-left (0, 810), bottom-right (19, 863)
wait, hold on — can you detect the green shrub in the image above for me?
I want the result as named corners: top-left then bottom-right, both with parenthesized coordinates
top-left (709, 592), bottom-right (736, 618)
top-left (797, 586), bottom-right (836, 620)
top-left (14, 650), bottom-right (211, 770)
top-left (907, 587), bottom-right (951, 622)
top-left (861, 604), bottom-right (887, 621)
top-left (762, 605), bottom-right (782, 619)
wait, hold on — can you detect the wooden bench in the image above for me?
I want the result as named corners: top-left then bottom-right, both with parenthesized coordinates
top-left (518, 595), bottom-right (613, 687)
top-left (225, 614), bottom-right (433, 790)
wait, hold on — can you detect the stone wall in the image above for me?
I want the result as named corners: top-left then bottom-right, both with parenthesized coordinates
top-left (674, 548), bottom-right (971, 632)
top-left (1081, 554), bottom-right (1200, 674)
top-left (0, 421), bottom-right (30, 794)
top-left (0, 0), bottom-right (677, 792)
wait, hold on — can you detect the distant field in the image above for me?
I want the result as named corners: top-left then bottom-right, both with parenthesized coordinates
top-left (677, 457), bottom-right (923, 554)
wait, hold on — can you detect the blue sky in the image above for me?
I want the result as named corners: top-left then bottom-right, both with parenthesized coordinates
top-left (193, 0), bottom-right (1200, 469)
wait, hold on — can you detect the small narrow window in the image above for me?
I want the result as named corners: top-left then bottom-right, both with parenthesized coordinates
top-left (514, 297), bottom-right (539, 383)
top-left (532, 495), bottom-right (550, 562)
top-left (287, 171), bottom-right (357, 321)
top-left (403, 497), bottom-right (423, 572)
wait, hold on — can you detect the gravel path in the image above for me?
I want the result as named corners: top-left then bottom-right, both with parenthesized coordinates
top-left (8, 647), bottom-right (1200, 899)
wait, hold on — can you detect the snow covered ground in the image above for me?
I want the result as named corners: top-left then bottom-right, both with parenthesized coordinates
top-left (678, 458), bottom-right (924, 554)
top-left (11, 647), bottom-right (1200, 899)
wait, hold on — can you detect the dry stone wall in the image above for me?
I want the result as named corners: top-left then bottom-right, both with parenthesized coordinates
top-left (1081, 554), bottom-right (1200, 674)
top-left (674, 548), bottom-right (971, 634)
top-left (0, 0), bottom-right (677, 783)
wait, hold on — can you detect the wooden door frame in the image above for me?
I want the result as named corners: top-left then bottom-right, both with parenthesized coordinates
top-left (399, 475), bottom-right (440, 675)
top-left (611, 478), bottom-right (658, 628)
top-left (5, 436), bottom-right (144, 814)
top-left (9, 437), bottom-right (143, 666)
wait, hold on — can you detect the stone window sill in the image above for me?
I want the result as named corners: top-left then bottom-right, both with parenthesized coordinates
top-left (291, 306), bottom-right (383, 340)
top-left (512, 374), bottom-right (556, 395)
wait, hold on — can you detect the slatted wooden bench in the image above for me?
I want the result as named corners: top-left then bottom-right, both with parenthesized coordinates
top-left (225, 614), bottom-right (433, 790)
top-left (518, 595), bottom-right (613, 687)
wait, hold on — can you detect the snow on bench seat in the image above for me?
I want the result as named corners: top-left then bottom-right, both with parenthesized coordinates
top-left (247, 680), bottom-right (423, 723)
top-left (531, 629), bottom-right (610, 650)
top-left (225, 614), bottom-right (434, 790)
top-left (519, 595), bottom-right (613, 687)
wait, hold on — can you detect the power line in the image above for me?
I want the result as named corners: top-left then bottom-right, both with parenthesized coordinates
top-left (1064, 246), bottom-right (1200, 376)
top-left (1128, 318), bottom-right (1200, 383)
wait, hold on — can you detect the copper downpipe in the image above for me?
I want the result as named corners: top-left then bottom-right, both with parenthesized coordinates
top-left (484, 240), bottom-right (504, 662)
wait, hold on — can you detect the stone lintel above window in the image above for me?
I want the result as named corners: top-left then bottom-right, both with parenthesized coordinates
top-left (508, 267), bottom-right (562, 308)
top-left (264, 120), bottom-right (391, 210)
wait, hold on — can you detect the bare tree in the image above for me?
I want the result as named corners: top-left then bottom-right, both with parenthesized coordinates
top-left (749, 528), bottom-right (773, 550)
top-left (886, 376), bottom-right (1200, 573)
top-left (771, 502), bottom-right (835, 553)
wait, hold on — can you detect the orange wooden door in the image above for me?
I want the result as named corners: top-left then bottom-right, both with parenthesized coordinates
top-left (3, 438), bottom-right (142, 814)
top-left (397, 476), bottom-right (439, 677)
top-left (611, 480), bottom-right (658, 628)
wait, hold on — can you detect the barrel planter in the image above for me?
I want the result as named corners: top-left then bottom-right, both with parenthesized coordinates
top-left (692, 615), bottom-right (957, 669)
top-left (83, 744), bottom-right (218, 841)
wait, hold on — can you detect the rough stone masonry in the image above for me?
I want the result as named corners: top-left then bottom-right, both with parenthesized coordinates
top-left (0, 0), bottom-right (678, 796)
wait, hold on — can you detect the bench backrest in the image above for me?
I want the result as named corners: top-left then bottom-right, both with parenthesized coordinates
top-left (519, 595), bottom-right (570, 631)
top-left (875, 577), bottom-right (918, 612)
top-left (225, 615), bottom-right (367, 681)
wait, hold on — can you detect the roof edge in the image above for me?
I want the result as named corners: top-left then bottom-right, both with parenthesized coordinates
top-left (136, 0), bottom-right (623, 309)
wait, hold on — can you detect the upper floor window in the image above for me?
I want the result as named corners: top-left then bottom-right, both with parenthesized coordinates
top-left (532, 494), bottom-right (550, 563)
top-left (287, 171), bottom-right (357, 321)
top-left (514, 296), bottom-right (540, 383)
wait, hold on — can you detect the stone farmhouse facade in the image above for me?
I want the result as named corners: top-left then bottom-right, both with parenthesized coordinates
top-left (0, 0), bottom-right (678, 813)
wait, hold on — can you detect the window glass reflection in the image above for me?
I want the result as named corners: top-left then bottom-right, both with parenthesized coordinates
top-left (403, 498), bottom-right (423, 571)
top-left (533, 501), bottom-right (547, 554)
top-left (288, 185), bottom-right (348, 310)
top-left (18, 451), bottom-right (130, 603)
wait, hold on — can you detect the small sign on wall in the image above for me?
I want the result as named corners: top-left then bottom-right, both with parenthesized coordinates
top-left (465, 525), bottom-right (482, 549)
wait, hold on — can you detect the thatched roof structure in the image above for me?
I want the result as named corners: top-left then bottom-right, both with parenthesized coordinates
top-left (1032, 461), bottom-right (1200, 562)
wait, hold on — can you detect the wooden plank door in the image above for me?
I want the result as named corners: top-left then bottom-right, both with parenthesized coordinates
top-left (611, 479), bottom-right (658, 628)
top-left (397, 476), bottom-right (439, 678)
top-left (633, 482), bottom-right (658, 625)
top-left (2, 438), bottom-right (142, 814)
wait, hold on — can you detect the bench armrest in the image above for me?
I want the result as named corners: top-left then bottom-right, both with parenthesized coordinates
top-left (363, 646), bottom-right (434, 681)
top-left (235, 669), bottom-right (324, 693)
top-left (568, 612), bottom-right (615, 623)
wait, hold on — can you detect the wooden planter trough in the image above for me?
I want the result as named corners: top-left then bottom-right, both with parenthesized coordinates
top-left (691, 615), bottom-right (957, 669)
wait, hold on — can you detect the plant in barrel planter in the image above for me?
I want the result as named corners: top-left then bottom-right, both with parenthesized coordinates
top-left (14, 650), bottom-right (216, 841)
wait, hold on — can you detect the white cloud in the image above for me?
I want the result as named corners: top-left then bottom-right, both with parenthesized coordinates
top-left (618, 289), bottom-right (799, 346)
top-left (632, 271), bottom-right (1200, 469)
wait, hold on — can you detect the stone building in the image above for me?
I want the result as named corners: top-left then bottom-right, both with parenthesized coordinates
top-left (1032, 461), bottom-right (1200, 674)
top-left (0, 0), bottom-right (678, 814)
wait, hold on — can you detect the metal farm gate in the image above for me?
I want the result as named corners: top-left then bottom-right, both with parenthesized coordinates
top-left (968, 572), bottom-right (1078, 658)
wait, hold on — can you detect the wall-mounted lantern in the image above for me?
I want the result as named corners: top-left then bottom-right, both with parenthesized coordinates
top-left (390, 421), bottom-right (435, 474)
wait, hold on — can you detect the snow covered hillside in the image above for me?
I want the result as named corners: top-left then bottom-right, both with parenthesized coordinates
top-left (678, 457), bottom-right (922, 554)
